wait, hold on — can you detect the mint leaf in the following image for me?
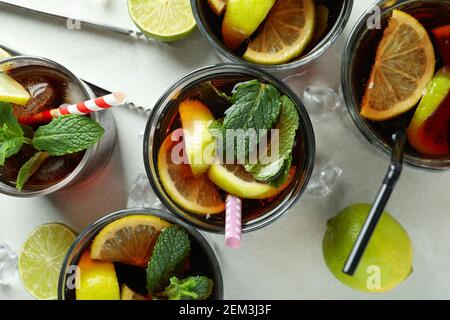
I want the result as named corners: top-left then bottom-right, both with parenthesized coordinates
top-left (146, 226), bottom-right (191, 294)
top-left (269, 154), bottom-right (292, 188)
top-left (32, 115), bottom-right (104, 156)
top-left (221, 80), bottom-right (281, 160)
top-left (0, 102), bottom-right (24, 165)
top-left (245, 96), bottom-right (299, 186)
top-left (16, 151), bottom-right (50, 191)
top-left (199, 81), bottom-right (231, 112)
top-left (161, 276), bottom-right (213, 300)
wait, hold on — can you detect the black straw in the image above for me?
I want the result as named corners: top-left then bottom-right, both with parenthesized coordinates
top-left (342, 131), bottom-right (407, 276)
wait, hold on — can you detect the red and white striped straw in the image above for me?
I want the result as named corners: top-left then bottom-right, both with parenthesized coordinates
top-left (225, 195), bottom-right (242, 249)
top-left (19, 92), bottom-right (126, 125)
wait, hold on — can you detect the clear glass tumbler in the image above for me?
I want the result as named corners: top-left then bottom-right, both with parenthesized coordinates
top-left (58, 208), bottom-right (224, 300)
top-left (0, 56), bottom-right (116, 196)
top-left (341, 0), bottom-right (450, 170)
top-left (143, 63), bottom-right (315, 233)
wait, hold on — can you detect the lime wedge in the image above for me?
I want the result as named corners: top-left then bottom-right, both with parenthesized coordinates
top-left (0, 48), bottom-right (11, 59)
top-left (18, 223), bottom-right (76, 300)
top-left (0, 72), bottom-right (30, 105)
top-left (128, 0), bottom-right (196, 42)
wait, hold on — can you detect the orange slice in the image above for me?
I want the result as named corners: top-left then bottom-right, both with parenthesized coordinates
top-left (158, 133), bottom-right (225, 215)
top-left (243, 0), bottom-right (316, 65)
top-left (90, 215), bottom-right (171, 267)
top-left (361, 10), bottom-right (435, 121)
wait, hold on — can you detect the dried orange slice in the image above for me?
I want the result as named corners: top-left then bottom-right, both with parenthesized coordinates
top-left (243, 0), bottom-right (316, 65)
top-left (158, 133), bottom-right (225, 215)
top-left (361, 10), bottom-right (435, 121)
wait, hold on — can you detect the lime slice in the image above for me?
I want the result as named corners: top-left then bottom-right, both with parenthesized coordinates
top-left (18, 223), bottom-right (76, 300)
top-left (0, 72), bottom-right (30, 105)
top-left (208, 163), bottom-right (295, 199)
top-left (128, 0), bottom-right (196, 42)
top-left (0, 48), bottom-right (11, 59)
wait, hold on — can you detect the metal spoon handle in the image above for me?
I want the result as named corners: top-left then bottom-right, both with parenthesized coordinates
top-left (342, 131), bottom-right (407, 276)
top-left (0, 1), bottom-right (144, 38)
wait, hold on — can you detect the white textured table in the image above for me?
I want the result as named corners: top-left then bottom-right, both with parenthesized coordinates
top-left (0, 0), bottom-right (449, 300)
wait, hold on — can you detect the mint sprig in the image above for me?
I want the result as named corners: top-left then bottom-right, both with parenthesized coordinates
top-left (0, 104), bottom-right (105, 190)
top-left (16, 151), bottom-right (50, 191)
top-left (245, 96), bottom-right (299, 186)
top-left (0, 102), bottom-right (24, 165)
top-left (146, 226), bottom-right (191, 294)
top-left (33, 114), bottom-right (104, 156)
top-left (213, 80), bottom-right (281, 161)
top-left (160, 276), bottom-right (213, 300)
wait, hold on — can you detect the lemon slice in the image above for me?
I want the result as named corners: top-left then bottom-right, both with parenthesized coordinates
top-left (76, 249), bottom-right (120, 300)
top-left (0, 48), bottom-right (11, 59)
top-left (243, 0), bottom-right (316, 65)
top-left (361, 10), bottom-right (436, 121)
top-left (208, 163), bottom-right (296, 199)
top-left (128, 0), bottom-right (196, 42)
top-left (0, 72), bottom-right (30, 105)
top-left (158, 133), bottom-right (225, 215)
top-left (18, 223), bottom-right (76, 300)
top-left (90, 215), bottom-right (171, 267)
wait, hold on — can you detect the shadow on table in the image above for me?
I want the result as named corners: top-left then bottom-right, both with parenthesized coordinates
top-left (48, 142), bottom-right (128, 232)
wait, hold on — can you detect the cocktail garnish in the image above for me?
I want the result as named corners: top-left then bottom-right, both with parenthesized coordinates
top-left (16, 151), bottom-right (49, 191)
top-left (159, 276), bottom-right (213, 300)
top-left (0, 102), bottom-right (25, 165)
top-left (245, 96), bottom-right (299, 187)
top-left (0, 72), bottom-right (30, 105)
top-left (243, 0), bottom-right (316, 65)
top-left (408, 67), bottom-right (450, 155)
top-left (146, 226), bottom-right (191, 294)
top-left (221, 0), bottom-right (276, 50)
top-left (213, 80), bottom-right (281, 161)
top-left (33, 114), bottom-right (104, 155)
top-left (360, 10), bottom-right (435, 121)
top-left (179, 99), bottom-right (216, 176)
top-left (0, 103), bottom-right (105, 190)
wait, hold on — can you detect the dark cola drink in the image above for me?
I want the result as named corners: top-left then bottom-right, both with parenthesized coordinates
top-left (0, 66), bottom-right (86, 190)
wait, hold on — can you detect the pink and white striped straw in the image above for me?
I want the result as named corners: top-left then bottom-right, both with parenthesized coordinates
top-left (19, 92), bottom-right (126, 125)
top-left (225, 195), bottom-right (242, 248)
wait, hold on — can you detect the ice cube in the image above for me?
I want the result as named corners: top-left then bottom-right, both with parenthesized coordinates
top-left (303, 86), bottom-right (342, 119)
top-left (0, 243), bottom-right (17, 285)
top-left (13, 76), bottom-right (57, 118)
top-left (307, 165), bottom-right (343, 198)
top-left (128, 174), bottom-right (164, 209)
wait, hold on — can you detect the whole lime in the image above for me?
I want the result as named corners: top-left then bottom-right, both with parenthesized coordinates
top-left (323, 203), bottom-right (413, 293)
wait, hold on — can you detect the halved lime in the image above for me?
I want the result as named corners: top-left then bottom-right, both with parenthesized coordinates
top-left (128, 0), bottom-right (196, 42)
top-left (0, 72), bottom-right (30, 105)
top-left (18, 223), bottom-right (76, 300)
